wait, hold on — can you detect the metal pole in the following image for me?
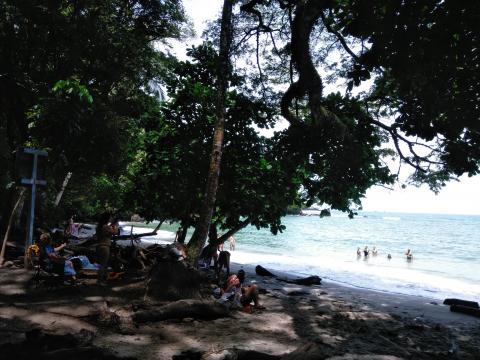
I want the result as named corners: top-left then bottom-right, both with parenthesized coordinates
top-left (24, 153), bottom-right (38, 268)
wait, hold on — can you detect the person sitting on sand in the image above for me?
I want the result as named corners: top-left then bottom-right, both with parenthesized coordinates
top-left (405, 249), bottom-right (413, 260)
top-left (39, 233), bottom-right (77, 280)
top-left (222, 270), bottom-right (265, 310)
top-left (65, 214), bottom-right (84, 238)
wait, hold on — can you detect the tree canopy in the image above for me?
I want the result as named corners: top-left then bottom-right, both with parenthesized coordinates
top-left (234, 0), bottom-right (479, 193)
top-left (1, 0), bottom-right (478, 243)
top-left (0, 0), bottom-right (187, 227)
top-left (128, 43), bottom-right (300, 238)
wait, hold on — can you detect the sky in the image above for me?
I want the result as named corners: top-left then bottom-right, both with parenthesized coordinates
top-left (176, 0), bottom-right (480, 216)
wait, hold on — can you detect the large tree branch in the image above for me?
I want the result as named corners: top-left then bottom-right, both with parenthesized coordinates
top-left (212, 217), bottom-right (251, 247)
top-left (278, 0), bottom-right (346, 136)
top-left (320, 10), bottom-right (360, 62)
top-left (367, 117), bottom-right (445, 173)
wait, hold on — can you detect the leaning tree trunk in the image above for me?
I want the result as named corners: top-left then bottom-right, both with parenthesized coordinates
top-left (0, 188), bottom-right (26, 265)
top-left (187, 0), bottom-right (234, 260)
top-left (54, 172), bottom-right (72, 206)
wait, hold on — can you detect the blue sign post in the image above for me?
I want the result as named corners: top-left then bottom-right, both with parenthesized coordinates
top-left (19, 148), bottom-right (47, 267)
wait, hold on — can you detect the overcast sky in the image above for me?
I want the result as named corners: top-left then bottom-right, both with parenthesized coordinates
top-left (177, 0), bottom-right (480, 216)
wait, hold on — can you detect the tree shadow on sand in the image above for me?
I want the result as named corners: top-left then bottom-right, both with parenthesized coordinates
top-left (280, 293), bottom-right (480, 360)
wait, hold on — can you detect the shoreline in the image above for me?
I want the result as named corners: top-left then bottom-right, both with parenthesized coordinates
top-left (229, 261), bottom-right (479, 330)
top-left (123, 227), bottom-right (479, 322)
top-left (1, 259), bottom-right (479, 359)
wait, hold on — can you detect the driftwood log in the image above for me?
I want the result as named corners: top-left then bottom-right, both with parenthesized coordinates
top-left (450, 304), bottom-right (480, 318)
top-left (255, 265), bottom-right (275, 277)
top-left (133, 299), bottom-right (229, 323)
top-left (256, 265), bottom-right (321, 286)
top-left (286, 275), bottom-right (321, 286)
top-left (443, 298), bottom-right (479, 308)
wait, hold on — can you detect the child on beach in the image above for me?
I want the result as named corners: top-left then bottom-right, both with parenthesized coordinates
top-left (220, 270), bottom-right (265, 311)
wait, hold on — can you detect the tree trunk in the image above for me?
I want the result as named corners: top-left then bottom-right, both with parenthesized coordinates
top-left (187, 0), bottom-right (234, 259)
top-left (0, 188), bottom-right (26, 265)
top-left (54, 172), bottom-right (72, 206)
top-left (178, 223), bottom-right (188, 244)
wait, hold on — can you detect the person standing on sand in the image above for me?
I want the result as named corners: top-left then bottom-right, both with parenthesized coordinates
top-left (229, 236), bottom-right (236, 251)
top-left (357, 247), bottom-right (361, 257)
top-left (96, 212), bottom-right (118, 285)
top-left (174, 227), bottom-right (182, 242)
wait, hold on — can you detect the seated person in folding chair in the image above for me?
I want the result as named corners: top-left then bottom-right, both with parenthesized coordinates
top-left (39, 233), bottom-right (77, 281)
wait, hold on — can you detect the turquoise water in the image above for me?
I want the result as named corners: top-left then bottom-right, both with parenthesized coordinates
top-left (230, 212), bottom-right (480, 301)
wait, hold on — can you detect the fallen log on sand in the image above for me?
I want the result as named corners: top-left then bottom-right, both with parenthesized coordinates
top-left (287, 275), bottom-right (321, 286)
top-left (133, 299), bottom-right (229, 323)
top-left (443, 298), bottom-right (479, 308)
top-left (255, 265), bottom-right (275, 277)
top-left (450, 304), bottom-right (480, 318)
top-left (256, 264), bottom-right (321, 286)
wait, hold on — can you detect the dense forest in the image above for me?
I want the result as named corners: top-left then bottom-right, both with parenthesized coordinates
top-left (1, 0), bottom-right (479, 257)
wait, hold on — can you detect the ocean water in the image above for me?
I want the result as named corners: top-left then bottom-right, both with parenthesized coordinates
top-left (229, 212), bottom-right (480, 302)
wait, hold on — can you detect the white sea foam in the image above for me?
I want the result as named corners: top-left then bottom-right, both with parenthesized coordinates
top-left (119, 215), bottom-right (480, 302)
top-left (232, 213), bottom-right (480, 302)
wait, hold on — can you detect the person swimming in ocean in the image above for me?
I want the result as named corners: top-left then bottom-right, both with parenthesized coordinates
top-left (405, 249), bottom-right (413, 261)
top-left (357, 247), bottom-right (361, 257)
top-left (372, 246), bottom-right (378, 256)
top-left (387, 253), bottom-right (392, 260)
top-left (363, 246), bottom-right (369, 257)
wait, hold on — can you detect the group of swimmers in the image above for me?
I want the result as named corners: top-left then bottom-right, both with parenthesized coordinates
top-left (357, 246), bottom-right (378, 257)
top-left (357, 246), bottom-right (414, 261)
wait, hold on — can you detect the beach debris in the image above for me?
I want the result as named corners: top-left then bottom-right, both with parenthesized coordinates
top-left (278, 275), bottom-right (322, 286)
top-left (443, 298), bottom-right (479, 308)
top-left (443, 298), bottom-right (480, 318)
top-left (450, 304), bottom-right (480, 318)
top-left (132, 299), bottom-right (230, 323)
top-left (290, 275), bottom-right (321, 286)
top-left (255, 265), bottom-right (275, 277)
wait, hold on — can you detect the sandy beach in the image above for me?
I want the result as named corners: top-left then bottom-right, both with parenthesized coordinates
top-left (0, 259), bottom-right (479, 360)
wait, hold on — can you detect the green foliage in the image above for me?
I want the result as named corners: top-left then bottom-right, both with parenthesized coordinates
top-left (326, 0), bottom-right (480, 179)
top-left (0, 0), bottom-right (187, 228)
top-left (273, 93), bottom-right (395, 212)
top-left (129, 43), bottom-right (296, 235)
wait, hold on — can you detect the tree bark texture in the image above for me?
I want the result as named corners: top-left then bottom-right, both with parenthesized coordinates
top-left (54, 172), bottom-right (72, 206)
top-left (211, 217), bottom-right (251, 247)
top-left (187, 0), bottom-right (234, 259)
top-left (275, 0), bottom-right (346, 137)
top-left (132, 299), bottom-right (229, 323)
top-left (0, 188), bottom-right (26, 265)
